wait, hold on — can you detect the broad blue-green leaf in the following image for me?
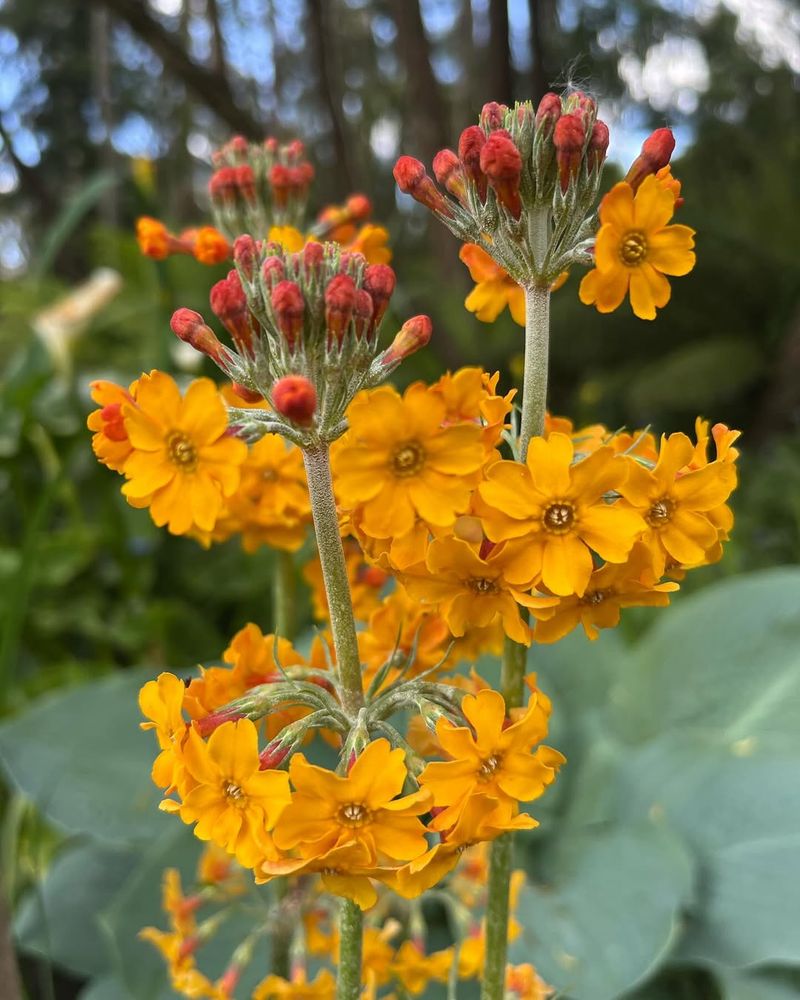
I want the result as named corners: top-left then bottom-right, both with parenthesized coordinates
top-left (715, 966), bottom-right (800, 999)
top-left (78, 974), bottom-right (136, 1000)
top-left (14, 840), bottom-right (138, 977)
top-left (513, 823), bottom-right (693, 1000)
top-left (0, 669), bottom-right (169, 844)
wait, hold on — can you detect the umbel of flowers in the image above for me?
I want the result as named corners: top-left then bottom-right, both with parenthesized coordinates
top-left (87, 93), bottom-right (739, 1000)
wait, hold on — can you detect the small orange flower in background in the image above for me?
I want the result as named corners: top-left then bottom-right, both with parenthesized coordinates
top-left (506, 963), bottom-right (554, 999)
top-left (390, 940), bottom-right (453, 995)
top-left (460, 243), bottom-right (526, 325)
top-left (253, 968), bottom-right (337, 1000)
top-left (87, 378), bottom-right (139, 472)
top-left (120, 371), bottom-right (247, 535)
top-left (347, 223), bottom-right (392, 264)
top-left (478, 433), bottom-right (645, 596)
top-left (579, 174), bottom-right (695, 320)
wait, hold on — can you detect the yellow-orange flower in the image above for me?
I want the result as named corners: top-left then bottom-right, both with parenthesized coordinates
top-left (304, 540), bottom-right (389, 623)
top-left (460, 243), bottom-right (525, 325)
top-left (429, 367), bottom-right (515, 451)
top-left (620, 432), bottom-right (737, 574)
top-left (121, 371), bottom-right (247, 535)
top-left (177, 720), bottom-right (291, 868)
top-left (272, 738), bottom-right (430, 864)
top-left (347, 223), bottom-right (392, 264)
top-left (332, 384), bottom-right (485, 539)
top-left (87, 378), bottom-right (138, 472)
top-left (268, 225), bottom-right (306, 252)
top-left (579, 175), bottom-right (695, 320)
top-left (419, 688), bottom-right (563, 825)
top-left (478, 433), bottom-right (645, 597)
top-left (139, 672), bottom-right (190, 793)
top-left (533, 543), bottom-right (678, 643)
top-left (191, 226), bottom-right (230, 264)
top-left (259, 840), bottom-right (386, 910)
top-left (506, 964), bottom-right (554, 999)
top-left (400, 536), bottom-right (557, 645)
top-left (136, 216), bottom-right (174, 259)
top-left (161, 868), bottom-right (201, 937)
top-left (390, 940), bottom-right (453, 995)
top-left (253, 968), bottom-right (336, 1000)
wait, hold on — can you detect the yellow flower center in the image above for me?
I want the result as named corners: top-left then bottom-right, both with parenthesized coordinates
top-left (582, 590), bottom-right (607, 605)
top-left (646, 498), bottom-right (674, 527)
top-left (469, 577), bottom-right (497, 594)
top-left (167, 430), bottom-right (198, 470)
top-left (223, 781), bottom-right (245, 803)
top-left (478, 754), bottom-right (502, 780)
top-left (542, 502), bottom-right (575, 534)
top-left (619, 231), bottom-right (647, 267)
top-left (338, 802), bottom-right (372, 827)
top-left (392, 441), bottom-right (425, 477)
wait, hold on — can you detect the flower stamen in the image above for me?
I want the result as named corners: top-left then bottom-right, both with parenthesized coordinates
top-left (167, 430), bottom-right (198, 470)
top-left (338, 802), bottom-right (372, 827)
top-left (391, 441), bottom-right (425, 477)
top-left (646, 498), bottom-right (674, 527)
top-left (619, 232), bottom-right (647, 267)
top-left (542, 502), bottom-right (575, 533)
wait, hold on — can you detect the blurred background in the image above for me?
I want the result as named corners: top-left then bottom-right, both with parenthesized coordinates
top-left (1, 1), bottom-right (800, 998)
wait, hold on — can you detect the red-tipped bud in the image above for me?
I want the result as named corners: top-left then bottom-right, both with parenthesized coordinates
top-left (272, 375), bottom-right (317, 427)
top-left (458, 125), bottom-right (488, 200)
top-left (363, 264), bottom-right (396, 329)
top-left (270, 281), bottom-right (304, 350)
top-left (433, 149), bottom-right (467, 202)
top-left (230, 382), bottom-right (262, 403)
top-left (302, 241), bottom-right (325, 274)
top-left (382, 315), bottom-right (432, 366)
top-left (234, 164), bottom-right (256, 201)
top-left (208, 166), bottom-right (237, 204)
top-left (210, 271), bottom-right (253, 353)
top-left (338, 251), bottom-right (365, 273)
top-left (264, 136), bottom-right (279, 154)
top-left (480, 101), bottom-right (508, 130)
top-left (228, 135), bottom-right (249, 158)
top-left (261, 255), bottom-right (285, 288)
top-left (195, 707), bottom-right (246, 738)
top-left (269, 164), bottom-right (292, 207)
top-left (259, 738), bottom-right (292, 770)
top-left (232, 234), bottom-right (258, 281)
top-left (625, 128), bottom-right (676, 190)
top-left (393, 156), bottom-right (451, 215)
top-left (170, 308), bottom-right (226, 365)
top-left (285, 138), bottom-right (305, 162)
top-left (535, 92), bottom-right (562, 131)
top-left (324, 273), bottom-right (357, 346)
top-left (289, 162), bottom-right (314, 191)
top-left (354, 289), bottom-right (374, 340)
top-left (480, 130), bottom-right (523, 218)
top-left (345, 193), bottom-right (372, 221)
top-left (553, 112), bottom-right (586, 191)
top-left (572, 91), bottom-right (597, 126)
top-left (587, 120), bottom-right (610, 171)
top-left (99, 403), bottom-right (127, 441)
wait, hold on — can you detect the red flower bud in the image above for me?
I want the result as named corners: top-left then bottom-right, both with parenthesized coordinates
top-left (382, 315), bottom-right (432, 367)
top-left (259, 739), bottom-right (291, 770)
top-left (303, 241), bottom-right (325, 273)
top-left (362, 264), bottom-right (396, 330)
top-left (572, 91), bottom-right (597, 126)
top-left (285, 138), bottom-right (305, 162)
top-left (232, 234), bottom-right (258, 281)
top-left (354, 289), bottom-right (374, 340)
top-left (208, 166), bottom-right (237, 204)
top-left (625, 128), bottom-right (676, 190)
top-left (432, 149), bottom-right (467, 202)
top-left (230, 382), bottom-right (262, 403)
top-left (479, 130), bottom-right (523, 218)
top-left (269, 164), bottom-right (292, 207)
top-left (234, 164), bottom-right (256, 201)
top-left (480, 101), bottom-right (508, 130)
top-left (272, 375), bottom-right (317, 426)
top-left (210, 271), bottom-right (254, 354)
top-left (270, 281), bottom-right (305, 350)
top-left (458, 125), bottom-right (488, 200)
top-left (228, 135), bottom-right (249, 158)
top-left (195, 707), bottom-right (246, 738)
top-left (553, 112), bottom-right (586, 191)
top-left (324, 273), bottom-right (357, 346)
top-left (345, 193), bottom-right (372, 221)
top-left (261, 255), bottom-right (285, 288)
top-left (535, 92), bottom-right (562, 130)
top-left (393, 156), bottom-right (451, 215)
top-left (264, 136), bottom-right (279, 155)
top-left (170, 308), bottom-right (226, 365)
top-left (587, 120), bottom-right (610, 171)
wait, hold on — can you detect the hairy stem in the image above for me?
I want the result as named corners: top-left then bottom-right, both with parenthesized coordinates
top-left (518, 282), bottom-right (551, 461)
top-left (302, 445), bottom-right (364, 718)
top-left (481, 833), bottom-right (514, 1000)
top-left (337, 899), bottom-right (363, 1000)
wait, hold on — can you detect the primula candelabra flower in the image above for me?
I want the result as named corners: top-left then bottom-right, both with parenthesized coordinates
top-left (170, 243), bottom-right (431, 447)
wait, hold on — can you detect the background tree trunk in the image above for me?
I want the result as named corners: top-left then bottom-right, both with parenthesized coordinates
top-left (487, 0), bottom-right (513, 104)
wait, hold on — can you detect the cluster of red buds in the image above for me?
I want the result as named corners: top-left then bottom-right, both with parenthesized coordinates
top-left (393, 92), bottom-right (613, 287)
top-left (170, 240), bottom-right (431, 444)
top-left (208, 135), bottom-right (315, 239)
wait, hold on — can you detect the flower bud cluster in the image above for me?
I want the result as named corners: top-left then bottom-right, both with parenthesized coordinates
top-left (170, 241), bottom-right (431, 445)
top-left (394, 92), bottom-right (611, 287)
top-left (208, 135), bottom-right (315, 240)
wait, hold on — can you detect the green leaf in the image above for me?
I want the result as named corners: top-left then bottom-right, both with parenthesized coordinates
top-left (14, 840), bottom-right (139, 977)
top-left (0, 669), bottom-right (171, 844)
top-left (513, 823), bottom-right (694, 1000)
top-left (78, 975), bottom-right (136, 1000)
top-left (715, 966), bottom-right (800, 1000)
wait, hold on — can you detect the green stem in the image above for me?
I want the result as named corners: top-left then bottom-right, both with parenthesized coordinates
top-left (481, 834), bottom-right (513, 1000)
top-left (273, 548), bottom-right (296, 641)
top-left (518, 282), bottom-right (551, 462)
top-left (270, 879), bottom-right (292, 979)
top-left (302, 445), bottom-right (364, 718)
top-left (337, 899), bottom-right (363, 1000)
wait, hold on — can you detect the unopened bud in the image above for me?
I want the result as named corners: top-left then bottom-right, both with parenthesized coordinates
top-left (285, 138), bottom-right (305, 162)
top-left (362, 264), bottom-right (396, 329)
top-left (233, 234), bottom-right (258, 281)
top-left (261, 255), bottom-right (285, 288)
top-left (210, 271), bottom-right (253, 354)
top-left (234, 164), bottom-right (256, 201)
top-left (382, 315), bottom-right (432, 367)
top-left (354, 289), bottom-right (374, 340)
top-left (264, 136), bottom-right (279, 155)
top-left (535, 92), bottom-right (562, 131)
top-left (458, 125), bottom-right (488, 200)
top-left (259, 738), bottom-right (292, 770)
top-left (208, 166), bottom-right (237, 204)
top-left (230, 382), bottom-right (262, 403)
top-left (271, 281), bottom-right (305, 350)
top-left (269, 164), bottom-right (292, 207)
top-left (433, 149), bottom-right (467, 202)
top-left (345, 193), bottom-right (372, 221)
top-left (553, 112), bottom-right (585, 192)
top-left (587, 120), bottom-right (610, 171)
top-left (625, 128), bottom-right (676, 190)
top-left (170, 308), bottom-right (226, 365)
top-left (393, 156), bottom-right (452, 216)
top-left (324, 273), bottom-right (357, 346)
top-left (302, 241), bottom-right (325, 274)
top-left (480, 101), bottom-right (508, 130)
top-left (195, 707), bottom-right (246, 738)
top-left (228, 135), bottom-right (249, 158)
top-left (272, 375), bottom-right (317, 427)
top-left (480, 130), bottom-right (522, 218)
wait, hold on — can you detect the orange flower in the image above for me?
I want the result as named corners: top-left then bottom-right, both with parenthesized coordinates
top-left (533, 543), bottom-right (679, 643)
top-left (460, 243), bottom-right (525, 325)
top-left (139, 672), bottom-right (190, 794)
top-left (191, 226), bottom-right (229, 264)
top-left (478, 433), bottom-right (645, 596)
top-left (161, 868), bottom-right (201, 937)
top-left (332, 383), bottom-right (485, 539)
top-left (419, 688), bottom-right (563, 825)
top-left (272, 738), bottom-right (430, 864)
top-left (620, 433), bottom-right (737, 574)
top-left (259, 840), bottom-right (387, 911)
top-left (253, 968), bottom-right (336, 1000)
top-left (121, 371), bottom-right (247, 535)
top-left (506, 964), bottom-right (554, 999)
top-left (87, 379), bottom-right (139, 472)
top-left (136, 216), bottom-right (175, 259)
top-left (177, 720), bottom-right (291, 868)
top-left (390, 940), bottom-right (453, 995)
top-left (579, 175), bottom-right (695, 320)
top-left (429, 367), bottom-right (515, 451)
top-left (347, 223), bottom-right (392, 264)
top-left (400, 536), bottom-right (558, 645)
